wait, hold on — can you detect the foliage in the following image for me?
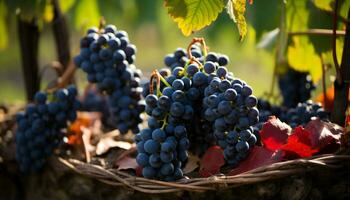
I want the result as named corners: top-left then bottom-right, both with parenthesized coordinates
top-left (226, 0), bottom-right (247, 41)
top-left (165, 0), bottom-right (225, 36)
top-left (165, 0), bottom-right (248, 40)
top-left (287, 37), bottom-right (322, 83)
top-left (0, 0), bottom-right (7, 49)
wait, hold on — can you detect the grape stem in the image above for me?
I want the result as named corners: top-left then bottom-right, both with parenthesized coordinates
top-left (46, 60), bottom-right (76, 93)
top-left (98, 17), bottom-right (106, 34)
top-left (149, 70), bottom-right (171, 97)
top-left (187, 37), bottom-right (208, 59)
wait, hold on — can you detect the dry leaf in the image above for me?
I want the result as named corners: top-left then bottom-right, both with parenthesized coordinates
top-left (183, 152), bottom-right (200, 174)
top-left (95, 137), bottom-right (133, 155)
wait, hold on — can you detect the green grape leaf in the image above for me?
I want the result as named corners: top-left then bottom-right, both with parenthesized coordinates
top-left (247, 0), bottom-right (280, 40)
top-left (340, 0), bottom-right (350, 19)
top-left (287, 37), bottom-right (322, 84)
top-left (74, 0), bottom-right (100, 30)
top-left (226, 0), bottom-right (247, 41)
top-left (165, 0), bottom-right (225, 36)
top-left (59, 0), bottom-right (76, 13)
top-left (312, 0), bottom-right (333, 11)
top-left (287, 0), bottom-right (309, 32)
top-left (0, 0), bottom-right (8, 49)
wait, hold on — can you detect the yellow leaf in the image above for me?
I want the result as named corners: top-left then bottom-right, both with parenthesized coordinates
top-left (43, 1), bottom-right (54, 22)
top-left (166, 0), bottom-right (225, 36)
top-left (287, 37), bottom-right (322, 83)
top-left (59, 0), bottom-right (76, 13)
top-left (227, 0), bottom-right (247, 41)
top-left (312, 0), bottom-right (333, 11)
top-left (0, 0), bottom-right (8, 50)
top-left (75, 0), bottom-right (100, 30)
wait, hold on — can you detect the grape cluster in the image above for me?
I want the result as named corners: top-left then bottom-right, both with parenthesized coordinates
top-left (136, 41), bottom-right (260, 180)
top-left (74, 24), bottom-right (145, 134)
top-left (256, 99), bottom-right (283, 125)
top-left (15, 86), bottom-right (80, 172)
top-left (202, 72), bottom-right (259, 166)
top-left (278, 68), bottom-right (315, 108)
top-left (256, 99), bottom-right (329, 129)
top-left (281, 100), bottom-right (329, 128)
top-left (135, 91), bottom-right (192, 180)
top-left (81, 87), bottom-right (108, 113)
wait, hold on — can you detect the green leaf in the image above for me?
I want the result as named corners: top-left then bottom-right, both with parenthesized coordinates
top-left (227, 0), bottom-right (247, 41)
top-left (312, 0), bottom-right (333, 11)
top-left (59, 0), bottom-right (76, 13)
top-left (340, 0), bottom-right (350, 19)
top-left (165, 0), bottom-right (225, 36)
top-left (247, 0), bottom-right (280, 40)
top-left (74, 0), bottom-right (100, 30)
top-left (256, 28), bottom-right (279, 50)
top-left (0, 0), bottom-right (8, 49)
top-left (287, 37), bottom-right (322, 83)
top-left (287, 0), bottom-right (309, 32)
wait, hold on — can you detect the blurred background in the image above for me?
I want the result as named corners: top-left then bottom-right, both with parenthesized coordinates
top-left (0, 0), bottom-right (342, 103)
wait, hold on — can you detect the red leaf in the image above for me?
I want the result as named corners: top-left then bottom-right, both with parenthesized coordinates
top-left (135, 166), bottom-right (143, 177)
top-left (115, 156), bottom-right (138, 170)
top-left (260, 116), bottom-right (291, 150)
top-left (305, 119), bottom-right (343, 153)
top-left (199, 146), bottom-right (225, 177)
top-left (229, 147), bottom-right (282, 175)
top-left (281, 126), bottom-right (318, 159)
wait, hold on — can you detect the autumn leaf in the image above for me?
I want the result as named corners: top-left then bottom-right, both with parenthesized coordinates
top-left (96, 138), bottom-right (133, 155)
top-left (115, 156), bottom-right (138, 171)
top-left (281, 126), bottom-right (318, 159)
top-left (260, 116), bottom-right (291, 151)
top-left (165, 0), bottom-right (225, 36)
top-left (226, 0), bottom-right (247, 41)
top-left (183, 152), bottom-right (200, 174)
top-left (229, 147), bottom-right (282, 175)
top-left (305, 119), bottom-right (343, 153)
top-left (199, 146), bottom-right (225, 177)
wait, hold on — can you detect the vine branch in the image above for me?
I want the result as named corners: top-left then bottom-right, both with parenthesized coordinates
top-left (288, 29), bottom-right (345, 36)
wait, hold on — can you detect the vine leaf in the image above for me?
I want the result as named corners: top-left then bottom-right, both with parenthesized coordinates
top-left (281, 126), bottom-right (319, 159)
top-left (226, 0), bottom-right (247, 41)
top-left (260, 116), bottom-right (291, 151)
top-left (199, 146), bottom-right (225, 177)
top-left (287, 37), bottom-right (322, 84)
top-left (74, 0), bottom-right (100, 30)
top-left (0, 0), bottom-right (8, 50)
top-left (312, 0), bottom-right (333, 11)
top-left (165, 0), bottom-right (225, 36)
top-left (59, 0), bottom-right (76, 13)
top-left (229, 147), bottom-right (282, 176)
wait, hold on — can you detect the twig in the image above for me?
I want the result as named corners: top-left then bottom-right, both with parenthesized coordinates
top-left (46, 61), bottom-right (76, 92)
top-left (289, 29), bottom-right (345, 36)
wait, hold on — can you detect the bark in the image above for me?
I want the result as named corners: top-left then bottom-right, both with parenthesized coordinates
top-left (331, 8), bottom-right (350, 126)
top-left (17, 18), bottom-right (40, 102)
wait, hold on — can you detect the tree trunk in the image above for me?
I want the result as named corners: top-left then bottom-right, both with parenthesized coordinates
top-left (17, 18), bottom-right (40, 102)
top-left (52, 0), bottom-right (71, 74)
top-left (331, 8), bottom-right (350, 126)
